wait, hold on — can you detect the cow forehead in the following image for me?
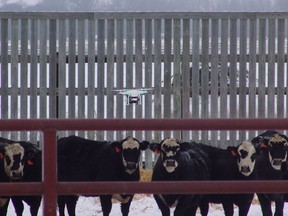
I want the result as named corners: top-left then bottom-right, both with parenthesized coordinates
top-left (5, 143), bottom-right (24, 155)
top-left (269, 134), bottom-right (288, 145)
top-left (238, 141), bottom-right (255, 154)
top-left (162, 138), bottom-right (179, 148)
top-left (122, 138), bottom-right (140, 149)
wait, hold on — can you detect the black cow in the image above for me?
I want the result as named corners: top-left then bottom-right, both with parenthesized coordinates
top-left (0, 137), bottom-right (42, 216)
top-left (251, 130), bottom-right (288, 216)
top-left (57, 135), bottom-right (149, 216)
top-left (149, 138), bottom-right (210, 216)
top-left (197, 141), bottom-right (257, 216)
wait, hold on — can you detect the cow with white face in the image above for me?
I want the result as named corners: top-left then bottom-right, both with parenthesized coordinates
top-left (0, 139), bottom-right (42, 216)
top-left (196, 141), bottom-right (257, 216)
top-left (0, 143), bottom-right (25, 181)
top-left (149, 138), bottom-right (211, 216)
top-left (57, 135), bottom-right (149, 216)
top-left (251, 130), bottom-right (288, 216)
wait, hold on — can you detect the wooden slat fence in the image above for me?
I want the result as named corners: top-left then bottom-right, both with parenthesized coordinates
top-left (1, 12), bottom-right (288, 168)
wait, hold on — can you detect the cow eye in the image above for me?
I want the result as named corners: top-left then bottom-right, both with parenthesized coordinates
top-left (250, 153), bottom-right (256, 162)
top-left (239, 150), bottom-right (248, 159)
top-left (5, 156), bottom-right (11, 166)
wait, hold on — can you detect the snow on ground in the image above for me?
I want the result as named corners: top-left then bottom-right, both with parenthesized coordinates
top-left (6, 194), bottom-right (288, 216)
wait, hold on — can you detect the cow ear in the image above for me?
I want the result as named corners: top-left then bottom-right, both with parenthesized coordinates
top-left (227, 146), bottom-right (238, 157)
top-left (111, 142), bottom-right (122, 153)
top-left (0, 152), bottom-right (4, 159)
top-left (26, 148), bottom-right (38, 159)
top-left (140, 141), bottom-right (149, 151)
top-left (149, 143), bottom-right (161, 154)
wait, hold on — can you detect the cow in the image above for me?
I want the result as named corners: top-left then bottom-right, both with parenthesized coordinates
top-left (57, 135), bottom-right (149, 216)
top-left (251, 130), bottom-right (288, 216)
top-left (0, 137), bottom-right (42, 216)
top-left (197, 141), bottom-right (258, 216)
top-left (149, 138), bottom-right (211, 216)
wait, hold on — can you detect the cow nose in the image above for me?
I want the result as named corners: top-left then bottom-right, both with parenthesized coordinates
top-left (273, 159), bottom-right (283, 166)
top-left (11, 171), bottom-right (22, 180)
top-left (166, 160), bottom-right (176, 167)
top-left (240, 166), bottom-right (251, 173)
top-left (126, 162), bottom-right (137, 170)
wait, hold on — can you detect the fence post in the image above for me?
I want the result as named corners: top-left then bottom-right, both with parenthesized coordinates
top-left (43, 128), bottom-right (57, 216)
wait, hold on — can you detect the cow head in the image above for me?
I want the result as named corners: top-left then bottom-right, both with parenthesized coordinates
top-left (150, 138), bottom-right (184, 173)
top-left (0, 143), bottom-right (37, 181)
top-left (253, 131), bottom-right (288, 170)
top-left (112, 137), bottom-right (149, 175)
top-left (228, 141), bottom-right (257, 176)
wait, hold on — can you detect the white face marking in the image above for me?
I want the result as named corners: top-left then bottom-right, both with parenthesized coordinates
top-left (237, 141), bottom-right (256, 176)
top-left (122, 137), bottom-right (140, 175)
top-left (268, 134), bottom-right (288, 170)
top-left (122, 138), bottom-right (140, 150)
top-left (161, 138), bottom-right (180, 173)
top-left (4, 143), bottom-right (25, 180)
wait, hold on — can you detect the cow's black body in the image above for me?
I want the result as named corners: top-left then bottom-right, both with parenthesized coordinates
top-left (196, 142), bottom-right (256, 216)
top-left (0, 137), bottom-right (42, 216)
top-left (150, 139), bottom-right (210, 216)
top-left (251, 130), bottom-right (288, 216)
top-left (57, 135), bottom-right (148, 216)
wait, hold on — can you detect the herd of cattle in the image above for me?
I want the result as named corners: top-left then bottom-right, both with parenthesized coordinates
top-left (0, 130), bottom-right (288, 216)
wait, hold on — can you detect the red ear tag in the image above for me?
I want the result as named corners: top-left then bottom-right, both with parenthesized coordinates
top-left (27, 160), bottom-right (34, 165)
top-left (155, 149), bottom-right (161, 154)
top-left (231, 150), bottom-right (237, 157)
top-left (261, 142), bottom-right (268, 148)
top-left (115, 146), bottom-right (121, 153)
top-left (0, 153), bottom-right (4, 159)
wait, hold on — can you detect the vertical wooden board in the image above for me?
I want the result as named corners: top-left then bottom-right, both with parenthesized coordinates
top-left (173, 19), bottom-right (181, 139)
top-left (135, 19), bottom-right (143, 139)
top-left (163, 19), bottom-right (172, 138)
top-left (277, 19), bottom-right (285, 119)
top-left (267, 19), bottom-right (276, 119)
top-left (201, 19), bottom-right (209, 142)
top-left (153, 19), bottom-right (162, 142)
top-left (87, 19), bottom-right (96, 139)
top-left (210, 19), bottom-right (219, 145)
top-left (20, 18), bottom-right (29, 140)
top-left (191, 19), bottom-right (200, 142)
top-left (144, 19), bottom-right (153, 168)
top-left (181, 19), bottom-right (190, 141)
top-left (39, 19), bottom-right (48, 119)
top-left (220, 19), bottom-right (228, 147)
top-left (77, 19), bottom-right (86, 129)
top-left (229, 19), bottom-right (237, 144)
top-left (125, 19), bottom-right (134, 123)
top-left (10, 18), bottom-right (19, 140)
top-left (68, 19), bottom-right (76, 122)
top-left (58, 19), bottom-right (67, 138)
top-left (258, 19), bottom-right (266, 119)
top-left (106, 19), bottom-right (115, 140)
top-left (116, 19), bottom-right (124, 140)
top-left (30, 19), bottom-right (38, 143)
top-left (96, 19), bottom-right (105, 140)
top-left (49, 19), bottom-right (57, 119)
top-left (248, 18), bottom-right (257, 140)
top-left (239, 19), bottom-right (248, 141)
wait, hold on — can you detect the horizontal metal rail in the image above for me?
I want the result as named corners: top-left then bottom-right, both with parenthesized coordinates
top-left (1, 118), bottom-right (288, 215)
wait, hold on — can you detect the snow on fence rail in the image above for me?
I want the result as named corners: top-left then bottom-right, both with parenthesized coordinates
top-left (0, 118), bottom-right (288, 216)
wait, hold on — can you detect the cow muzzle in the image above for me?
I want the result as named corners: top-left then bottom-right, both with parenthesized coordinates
top-left (163, 159), bottom-right (178, 173)
top-left (240, 166), bottom-right (251, 176)
top-left (124, 162), bottom-right (137, 174)
top-left (10, 171), bottom-right (23, 181)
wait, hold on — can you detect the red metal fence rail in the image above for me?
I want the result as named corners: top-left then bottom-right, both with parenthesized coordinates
top-left (0, 118), bottom-right (288, 215)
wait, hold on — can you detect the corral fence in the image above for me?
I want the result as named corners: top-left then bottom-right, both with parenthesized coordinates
top-left (1, 118), bottom-right (288, 216)
top-left (1, 12), bottom-right (288, 168)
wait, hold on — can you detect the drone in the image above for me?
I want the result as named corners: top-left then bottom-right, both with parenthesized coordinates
top-left (114, 88), bottom-right (153, 105)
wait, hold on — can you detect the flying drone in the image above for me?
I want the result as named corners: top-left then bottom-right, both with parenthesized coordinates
top-left (114, 88), bottom-right (153, 105)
